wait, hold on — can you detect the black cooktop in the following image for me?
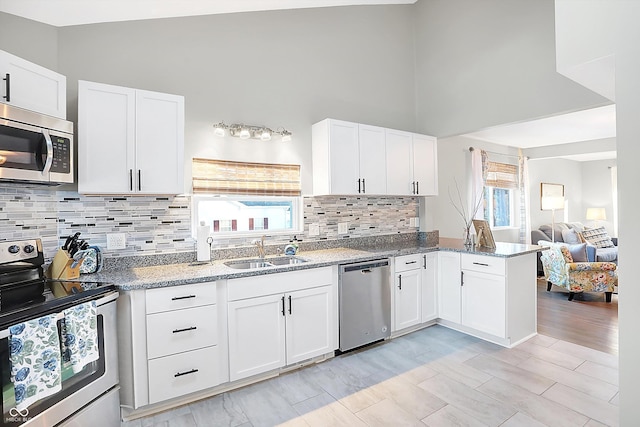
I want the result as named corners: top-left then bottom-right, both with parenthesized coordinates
top-left (0, 279), bottom-right (116, 330)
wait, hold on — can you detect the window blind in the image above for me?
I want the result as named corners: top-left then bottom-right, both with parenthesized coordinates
top-left (192, 158), bottom-right (301, 196)
top-left (486, 161), bottom-right (518, 189)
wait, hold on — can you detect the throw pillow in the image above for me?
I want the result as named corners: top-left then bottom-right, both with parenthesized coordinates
top-left (561, 228), bottom-right (581, 244)
top-left (581, 226), bottom-right (615, 248)
top-left (560, 246), bottom-right (574, 263)
top-left (567, 243), bottom-right (589, 262)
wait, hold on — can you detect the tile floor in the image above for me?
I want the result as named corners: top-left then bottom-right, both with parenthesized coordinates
top-left (121, 325), bottom-right (619, 427)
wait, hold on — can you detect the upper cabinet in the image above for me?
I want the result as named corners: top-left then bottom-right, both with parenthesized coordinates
top-left (0, 50), bottom-right (66, 119)
top-left (312, 118), bottom-right (437, 196)
top-left (78, 80), bottom-right (184, 195)
top-left (385, 129), bottom-right (438, 196)
top-left (312, 119), bottom-right (386, 195)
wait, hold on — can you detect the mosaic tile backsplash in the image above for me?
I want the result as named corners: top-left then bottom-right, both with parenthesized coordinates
top-left (0, 184), bottom-right (420, 262)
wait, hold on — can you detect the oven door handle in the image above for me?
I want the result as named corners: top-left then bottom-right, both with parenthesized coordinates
top-left (42, 129), bottom-right (54, 176)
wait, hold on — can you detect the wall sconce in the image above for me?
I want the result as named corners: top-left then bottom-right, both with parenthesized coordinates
top-left (213, 121), bottom-right (292, 142)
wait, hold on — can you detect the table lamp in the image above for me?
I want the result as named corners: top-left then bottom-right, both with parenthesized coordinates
top-left (586, 207), bottom-right (606, 228)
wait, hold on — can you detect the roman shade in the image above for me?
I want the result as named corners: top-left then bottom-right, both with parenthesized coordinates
top-left (485, 161), bottom-right (518, 189)
top-left (192, 158), bottom-right (301, 196)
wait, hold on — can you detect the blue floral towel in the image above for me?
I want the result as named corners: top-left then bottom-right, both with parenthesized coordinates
top-left (9, 314), bottom-right (62, 411)
top-left (62, 301), bottom-right (98, 373)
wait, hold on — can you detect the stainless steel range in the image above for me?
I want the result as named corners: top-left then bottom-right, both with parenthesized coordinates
top-left (0, 239), bottom-right (119, 427)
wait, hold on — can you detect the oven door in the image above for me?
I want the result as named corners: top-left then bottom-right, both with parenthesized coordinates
top-left (0, 292), bottom-right (119, 427)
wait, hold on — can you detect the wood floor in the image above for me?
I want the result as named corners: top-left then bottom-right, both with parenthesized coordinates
top-left (537, 278), bottom-right (618, 355)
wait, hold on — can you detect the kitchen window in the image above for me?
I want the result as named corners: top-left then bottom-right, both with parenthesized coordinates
top-left (191, 158), bottom-right (302, 237)
top-left (483, 161), bottom-right (518, 228)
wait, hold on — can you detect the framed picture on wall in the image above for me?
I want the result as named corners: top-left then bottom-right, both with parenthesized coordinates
top-left (540, 182), bottom-right (564, 210)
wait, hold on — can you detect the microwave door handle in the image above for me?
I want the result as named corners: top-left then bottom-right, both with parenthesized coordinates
top-left (42, 129), bottom-right (54, 175)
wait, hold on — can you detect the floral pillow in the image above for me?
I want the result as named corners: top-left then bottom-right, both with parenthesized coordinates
top-left (560, 246), bottom-right (574, 263)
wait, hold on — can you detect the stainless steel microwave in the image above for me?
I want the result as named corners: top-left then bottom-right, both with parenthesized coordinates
top-left (0, 104), bottom-right (73, 185)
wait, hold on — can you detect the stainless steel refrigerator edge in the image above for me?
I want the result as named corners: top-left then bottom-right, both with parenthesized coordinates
top-left (338, 259), bottom-right (391, 352)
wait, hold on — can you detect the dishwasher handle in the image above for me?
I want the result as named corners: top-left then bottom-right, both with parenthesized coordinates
top-left (341, 259), bottom-right (389, 273)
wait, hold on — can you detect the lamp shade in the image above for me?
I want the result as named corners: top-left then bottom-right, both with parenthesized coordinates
top-left (586, 207), bottom-right (606, 221)
top-left (541, 196), bottom-right (564, 210)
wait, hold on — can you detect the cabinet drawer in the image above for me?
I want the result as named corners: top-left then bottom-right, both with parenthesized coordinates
top-left (146, 282), bottom-right (216, 314)
top-left (394, 254), bottom-right (423, 273)
top-left (148, 345), bottom-right (220, 404)
top-left (462, 254), bottom-right (505, 276)
top-left (146, 304), bottom-right (218, 359)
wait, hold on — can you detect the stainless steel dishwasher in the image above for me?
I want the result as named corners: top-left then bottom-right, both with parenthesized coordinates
top-left (339, 259), bottom-right (391, 352)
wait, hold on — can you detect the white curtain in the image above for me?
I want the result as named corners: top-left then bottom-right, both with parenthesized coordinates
top-left (518, 150), bottom-right (531, 244)
top-left (611, 166), bottom-right (618, 237)
top-left (470, 148), bottom-right (487, 220)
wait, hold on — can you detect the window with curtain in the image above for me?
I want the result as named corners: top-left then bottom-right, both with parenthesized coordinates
top-left (483, 161), bottom-right (518, 228)
top-left (192, 158), bottom-right (302, 236)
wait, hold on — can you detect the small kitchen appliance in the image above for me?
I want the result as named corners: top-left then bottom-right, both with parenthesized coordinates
top-left (0, 104), bottom-right (74, 185)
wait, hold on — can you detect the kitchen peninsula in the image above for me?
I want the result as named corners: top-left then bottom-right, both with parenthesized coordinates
top-left (94, 236), bottom-right (540, 420)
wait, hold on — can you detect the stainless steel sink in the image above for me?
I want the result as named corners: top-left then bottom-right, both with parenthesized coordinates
top-left (224, 256), bottom-right (308, 269)
top-left (224, 259), bottom-right (274, 269)
top-left (266, 256), bottom-right (308, 266)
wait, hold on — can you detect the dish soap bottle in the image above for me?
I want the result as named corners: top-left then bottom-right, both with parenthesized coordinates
top-left (284, 236), bottom-right (300, 256)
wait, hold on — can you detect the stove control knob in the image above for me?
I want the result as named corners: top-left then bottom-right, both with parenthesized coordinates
top-left (8, 245), bottom-right (20, 254)
top-left (24, 245), bottom-right (35, 254)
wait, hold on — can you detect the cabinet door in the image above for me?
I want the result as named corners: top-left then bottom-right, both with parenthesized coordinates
top-left (358, 124), bottom-right (386, 194)
top-left (394, 269), bottom-right (422, 331)
top-left (385, 129), bottom-right (413, 195)
top-left (319, 119), bottom-right (359, 194)
top-left (78, 80), bottom-right (136, 194)
top-left (421, 253), bottom-right (438, 322)
top-left (462, 270), bottom-right (506, 338)
top-left (286, 286), bottom-right (335, 364)
top-left (135, 89), bottom-right (184, 194)
top-left (228, 294), bottom-right (286, 381)
top-left (0, 50), bottom-right (66, 119)
top-left (412, 134), bottom-right (438, 196)
top-left (438, 251), bottom-right (461, 323)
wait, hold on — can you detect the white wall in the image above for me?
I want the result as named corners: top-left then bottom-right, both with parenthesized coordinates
top-left (580, 159), bottom-right (617, 236)
top-left (527, 158), bottom-right (583, 230)
top-left (555, 1), bottom-right (640, 423)
top-left (413, 0), bottom-right (608, 138)
top-left (427, 135), bottom-right (520, 242)
top-left (0, 12), bottom-right (58, 69)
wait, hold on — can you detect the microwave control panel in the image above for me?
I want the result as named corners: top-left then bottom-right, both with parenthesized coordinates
top-left (51, 137), bottom-right (71, 173)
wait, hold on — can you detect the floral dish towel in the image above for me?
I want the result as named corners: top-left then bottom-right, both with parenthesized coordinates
top-left (62, 300), bottom-right (98, 373)
top-left (9, 314), bottom-right (62, 411)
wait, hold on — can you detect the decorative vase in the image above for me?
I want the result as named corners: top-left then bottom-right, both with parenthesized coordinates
top-left (463, 226), bottom-right (473, 247)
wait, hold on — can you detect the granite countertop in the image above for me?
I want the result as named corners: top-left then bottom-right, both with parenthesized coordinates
top-left (86, 240), bottom-right (541, 290)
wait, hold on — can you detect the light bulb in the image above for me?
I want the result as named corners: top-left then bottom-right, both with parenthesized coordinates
top-left (281, 130), bottom-right (292, 142)
top-left (239, 128), bottom-right (251, 139)
top-left (260, 130), bottom-right (272, 141)
top-left (214, 127), bottom-right (225, 137)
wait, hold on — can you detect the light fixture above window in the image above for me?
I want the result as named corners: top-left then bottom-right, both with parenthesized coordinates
top-left (213, 121), bottom-right (292, 142)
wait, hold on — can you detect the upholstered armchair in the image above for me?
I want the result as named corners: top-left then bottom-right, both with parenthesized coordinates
top-left (540, 244), bottom-right (617, 302)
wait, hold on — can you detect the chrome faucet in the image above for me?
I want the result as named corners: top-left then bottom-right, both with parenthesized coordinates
top-left (253, 235), bottom-right (266, 259)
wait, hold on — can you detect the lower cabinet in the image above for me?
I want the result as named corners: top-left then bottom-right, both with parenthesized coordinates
top-left (227, 267), bottom-right (336, 382)
top-left (461, 269), bottom-right (506, 338)
top-left (438, 251), bottom-right (462, 323)
top-left (394, 254), bottom-right (422, 331)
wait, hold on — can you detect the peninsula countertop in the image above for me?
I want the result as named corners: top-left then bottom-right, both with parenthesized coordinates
top-left (87, 240), bottom-right (541, 290)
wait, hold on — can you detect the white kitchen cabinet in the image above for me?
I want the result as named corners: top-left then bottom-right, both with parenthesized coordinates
top-left (78, 80), bottom-right (184, 195)
top-left (393, 254), bottom-right (422, 331)
top-left (437, 251), bottom-right (461, 323)
top-left (437, 251), bottom-right (537, 347)
top-left (0, 49), bottom-right (66, 119)
top-left (421, 252), bottom-right (438, 322)
top-left (227, 267), bottom-right (336, 382)
top-left (385, 128), bottom-right (438, 196)
top-left (117, 281), bottom-right (223, 410)
top-left (312, 119), bottom-right (386, 195)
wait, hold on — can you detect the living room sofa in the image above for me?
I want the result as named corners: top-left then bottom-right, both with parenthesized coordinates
top-left (531, 222), bottom-right (618, 275)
